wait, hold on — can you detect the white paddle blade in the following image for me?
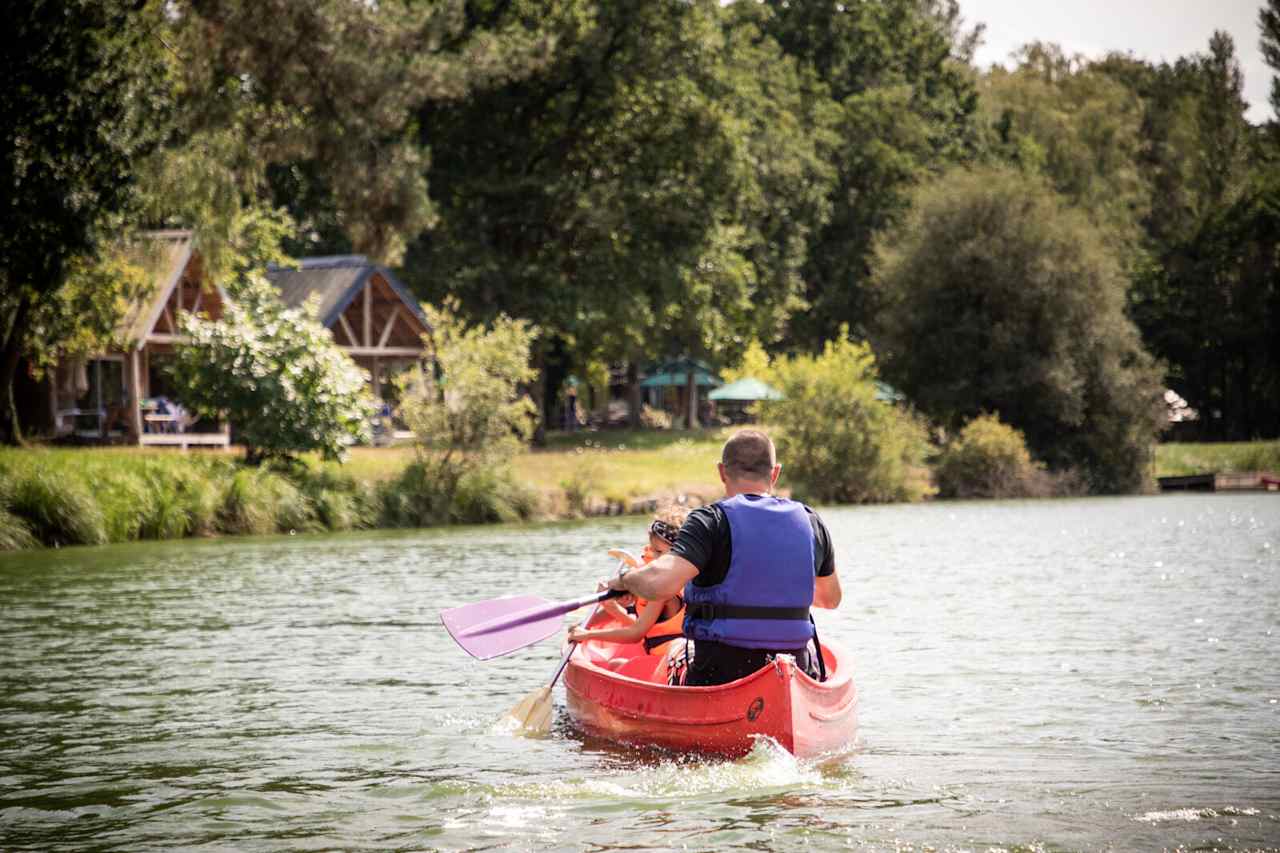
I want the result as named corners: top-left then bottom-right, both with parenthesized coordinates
top-left (503, 685), bottom-right (554, 736)
top-left (606, 548), bottom-right (641, 568)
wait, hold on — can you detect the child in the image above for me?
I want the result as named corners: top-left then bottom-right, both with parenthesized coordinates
top-left (568, 504), bottom-right (689, 657)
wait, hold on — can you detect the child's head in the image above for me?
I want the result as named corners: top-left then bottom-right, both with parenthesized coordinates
top-left (643, 503), bottom-right (690, 563)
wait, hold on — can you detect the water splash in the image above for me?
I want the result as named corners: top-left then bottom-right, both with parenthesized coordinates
top-left (1133, 806), bottom-right (1260, 823)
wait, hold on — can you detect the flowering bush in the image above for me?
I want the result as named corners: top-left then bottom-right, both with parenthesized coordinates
top-left (170, 273), bottom-right (374, 464)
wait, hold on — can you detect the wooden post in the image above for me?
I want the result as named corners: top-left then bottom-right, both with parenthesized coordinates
top-left (363, 284), bottom-right (372, 347)
top-left (627, 361), bottom-right (642, 429)
top-left (48, 368), bottom-right (59, 435)
top-left (127, 349), bottom-right (143, 444)
top-left (686, 370), bottom-right (698, 430)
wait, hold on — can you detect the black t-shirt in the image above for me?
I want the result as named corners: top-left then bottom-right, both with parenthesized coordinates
top-left (670, 495), bottom-right (835, 588)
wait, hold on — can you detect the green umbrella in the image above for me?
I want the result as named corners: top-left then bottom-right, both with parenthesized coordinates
top-left (708, 377), bottom-right (783, 402)
top-left (640, 370), bottom-right (721, 388)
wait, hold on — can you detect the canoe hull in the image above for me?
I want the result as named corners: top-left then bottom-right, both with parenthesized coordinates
top-left (563, 638), bottom-right (857, 758)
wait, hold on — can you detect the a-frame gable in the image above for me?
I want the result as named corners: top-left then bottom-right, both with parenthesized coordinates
top-left (329, 268), bottom-right (428, 357)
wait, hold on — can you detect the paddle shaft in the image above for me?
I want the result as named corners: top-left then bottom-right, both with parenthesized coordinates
top-left (547, 598), bottom-right (605, 689)
top-left (457, 588), bottom-right (625, 639)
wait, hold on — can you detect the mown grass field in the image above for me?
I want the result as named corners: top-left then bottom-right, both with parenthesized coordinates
top-left (339, 427), bottom-right (730, 504)
top-left (1153, 440), bottom-right (1280, 478)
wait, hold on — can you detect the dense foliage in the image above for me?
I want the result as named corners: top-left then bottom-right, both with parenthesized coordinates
top-left (10, 0), bottom-right (1280, 497)
top-left (1, 0), bottom-right (174, 443)
top-left (757, 337), bottom-right (932, 504)
top-left (169, 274), bottom-right (374, 464)
top-left (872, 167), bottom-right (1166, 493)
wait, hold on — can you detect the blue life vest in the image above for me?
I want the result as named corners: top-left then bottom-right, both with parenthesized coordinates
top-left (682, 494), bottom-right (815, 649)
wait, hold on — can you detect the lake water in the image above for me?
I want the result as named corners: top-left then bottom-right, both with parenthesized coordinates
top-left (1, 493), bottom-right (1277, 851)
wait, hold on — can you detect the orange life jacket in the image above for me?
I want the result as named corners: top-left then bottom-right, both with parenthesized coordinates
top-left (636, 596), bottom-right (685, 655)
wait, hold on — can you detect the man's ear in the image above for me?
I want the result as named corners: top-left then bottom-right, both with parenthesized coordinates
top-left (770, 464), bottom-right (782, 487)
top-left (718, 462), bottom-right (727, 485)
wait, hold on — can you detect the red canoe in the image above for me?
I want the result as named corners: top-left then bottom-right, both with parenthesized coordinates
top-left (562, 618), bottom-right (858, 758)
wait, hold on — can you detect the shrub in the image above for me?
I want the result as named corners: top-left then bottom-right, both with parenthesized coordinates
top-left (7, 470), bottom-right (108, 546)
top-left (0, 507), bottom-right (36, 551)
top-left (0, 477), bottom-right (36, 551)
top-left (758, 337), bottom-right (933, 504)
top-left (262, 471), bottom-right (316, 533)
top-left (377, 460), bottom-right (443, 528)
top-left (397, 301), bottom-right (537, 523)
top-left (295, 465), bottom-right (363, 531)
top-left (97, 471), bottom-right (153, 541)
top-left (453, 467), bottom-right (539, 524)
top-left (560, 451), bottom-right (604, 517)
top-left (217, 468), bottom-right (278, 535)
top-left (934, 414), bottom-right (1054, 499)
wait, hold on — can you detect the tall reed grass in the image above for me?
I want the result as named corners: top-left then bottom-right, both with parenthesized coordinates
top-left (0, 446), bottom-right (545, 551)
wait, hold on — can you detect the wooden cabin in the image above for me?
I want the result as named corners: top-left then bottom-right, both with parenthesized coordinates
top-left (24, 242), bottom-right (429, 449)
top-left (44, 230), bottom-right (232, 447)
top-left (265, 256), bottom-right (430, 409)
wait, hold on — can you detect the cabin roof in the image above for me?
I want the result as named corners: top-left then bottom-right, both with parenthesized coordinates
top-left (264, 256), bottom-right (427, 330)
top-left (117, 230), bottom-right (198, 344)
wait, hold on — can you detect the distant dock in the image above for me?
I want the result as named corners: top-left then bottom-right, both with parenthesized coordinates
top-left (1157, 471), bottom-right (1280, 492)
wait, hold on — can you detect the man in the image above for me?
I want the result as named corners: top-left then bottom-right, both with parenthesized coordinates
top-left (606, 429), bottom-right (841, 686)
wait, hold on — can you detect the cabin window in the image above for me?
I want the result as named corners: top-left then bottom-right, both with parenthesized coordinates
top-left (61, 357), bottom-right (128, 436)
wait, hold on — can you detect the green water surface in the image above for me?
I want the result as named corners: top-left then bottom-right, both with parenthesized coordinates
top-left (1, 494), bottom-right (1277, 851)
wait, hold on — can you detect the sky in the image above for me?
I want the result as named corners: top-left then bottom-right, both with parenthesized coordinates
top-left (961, 0), bottom-right (1274, 123)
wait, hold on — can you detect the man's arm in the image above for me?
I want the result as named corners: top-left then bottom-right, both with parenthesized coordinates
top-left (814, 571), bottom-right (841, 609)
top-left (608, 552), bottom-right (699, 601)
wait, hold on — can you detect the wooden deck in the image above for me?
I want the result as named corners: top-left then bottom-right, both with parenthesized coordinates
top-left (140, 431), bottom-right (230, 449)
top-left (1157, 471), bottom-right (1280, 492)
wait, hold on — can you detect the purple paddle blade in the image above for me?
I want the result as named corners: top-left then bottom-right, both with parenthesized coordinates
top-left (440, 595), bottom-right (564, 660)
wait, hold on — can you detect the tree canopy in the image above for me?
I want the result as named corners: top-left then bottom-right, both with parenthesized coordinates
top-left (8, 0), bottom-right (1280, 490)
top-left (1, 0), bottom-right (174, 443)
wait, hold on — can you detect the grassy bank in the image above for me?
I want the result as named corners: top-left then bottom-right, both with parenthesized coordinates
top-left (1153, 440), bottom-right (1280, 478)
top-left (0, 429), bottom-right (729, 551)
top-left (4, 434), bottom-right (1276, 552)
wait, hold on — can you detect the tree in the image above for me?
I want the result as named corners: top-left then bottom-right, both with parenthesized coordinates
top-left (978, 43), bottom-right (1149, 246)
top-left (174, 0), bottom-right (564, 263)
top-left (395, 302), bottom-right (537, 523)
top-left (1264, 0), bottom-right (1280, 120)
top-left (404, 1), bottom-right (836, 433)
top-left (1114, 32), bottom-right (1266, 438)
top-left (873, 166), bottom-right (1166, 493)
top-left (168, 273), bottom-right (374, 465)
top-left (762, 0), bottom-right (981, 347)
top-left (0, 0), bottom-right (174, 444)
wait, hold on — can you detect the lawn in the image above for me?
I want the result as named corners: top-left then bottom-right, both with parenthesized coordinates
top-left (340, 427), bottom-right (731, 505)
top-left (1153, 440), bottom-right (1280, 478)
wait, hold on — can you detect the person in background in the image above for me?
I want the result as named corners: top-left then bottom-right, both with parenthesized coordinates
top-left (605, 429), bottom-right (841, 686)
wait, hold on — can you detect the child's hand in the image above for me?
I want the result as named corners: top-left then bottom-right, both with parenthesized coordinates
top-left (568, 625), bottom-right (589, 643)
